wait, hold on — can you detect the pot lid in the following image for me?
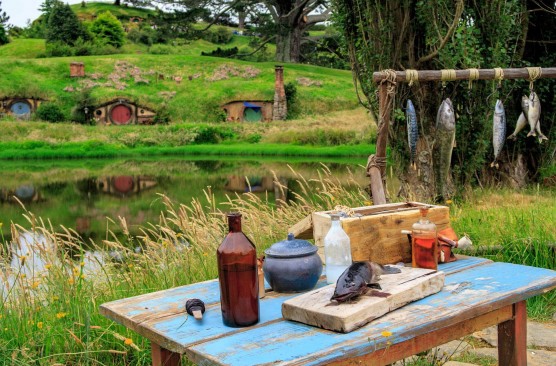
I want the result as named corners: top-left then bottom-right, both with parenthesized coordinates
top-left (264, 233), bottom-right (318, 258)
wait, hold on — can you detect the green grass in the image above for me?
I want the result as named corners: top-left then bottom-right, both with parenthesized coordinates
top-left (0, 141), bottom-right (375, 159)
top-left (71, 2), bottom-right (155, 21)
top-left (0, 38), bottom-right (46, 59)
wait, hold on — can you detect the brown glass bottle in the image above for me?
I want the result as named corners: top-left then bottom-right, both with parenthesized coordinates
top-left (411, 207), bottom-right (438, 270)
top-left (217, 213), bottom-right (260, 327)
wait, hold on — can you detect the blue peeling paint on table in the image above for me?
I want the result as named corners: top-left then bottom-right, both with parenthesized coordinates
top-left (99, 256), bottom-right (556, 366)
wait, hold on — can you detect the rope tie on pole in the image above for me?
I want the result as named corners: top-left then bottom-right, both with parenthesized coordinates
top-left (468, 68), bottom-right (479, 90)
top-left (366, 155), bottom-right (388, 179)
top-left (406, 69), bottom-right (419, 87)
top-left (440, 69), bottom-right (456, 88)
top-left (380, 69), bottom-right (398, 95)
top-left (494, 67), bottom-right (504, 88)
top-left (526, 67), bottom-right (542, 91)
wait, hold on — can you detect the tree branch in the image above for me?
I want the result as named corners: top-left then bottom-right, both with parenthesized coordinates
top-left (234, 36), bottom-right (276, 57)
top-left (417, 0), bottom-right (464, 65)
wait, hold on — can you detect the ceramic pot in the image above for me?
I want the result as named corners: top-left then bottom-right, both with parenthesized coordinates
top-left (263, 233), bottom-right (323, 293)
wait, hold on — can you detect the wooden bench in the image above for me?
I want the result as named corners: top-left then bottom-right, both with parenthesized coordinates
top-left (100, 256), bottom-right (556, 365)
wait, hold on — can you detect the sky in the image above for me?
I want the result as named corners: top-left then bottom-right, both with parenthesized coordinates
top-left (3, 0), bottom-right (84, 27)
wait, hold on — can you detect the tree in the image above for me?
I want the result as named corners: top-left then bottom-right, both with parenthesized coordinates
top-left (124, 0), bottom-right (330, 62)
top-left (334, 0), bottom-right (555, 201)
top-left (89, 11), bottom-right (126, 47)
top-left (0, 0), bottom-right (9, 45)
top-left (0, 25), bottom-right (8, 45)
top-left (0, 1), bottom-right (9, 26)
top-left (46, 1), bottom-right (87, 46)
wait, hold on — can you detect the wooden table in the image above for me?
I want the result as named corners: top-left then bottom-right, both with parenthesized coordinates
top-left (100, 257), bottom-right (556, 366)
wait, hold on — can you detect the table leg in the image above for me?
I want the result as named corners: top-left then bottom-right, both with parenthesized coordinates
top-left (151, 343), bottom-right (181, 366)
top-left (498, 300), bottom-right (527, 366)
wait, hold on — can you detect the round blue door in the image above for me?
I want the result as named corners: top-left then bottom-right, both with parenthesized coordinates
top-left (11, 101), bottom-right (31, 116)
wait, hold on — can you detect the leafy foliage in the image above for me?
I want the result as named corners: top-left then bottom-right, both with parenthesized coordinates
top-left (89, 11), bottom-right (126, 48)
top-left (36, 103), bottom-right (65, 122)
top-left (46, 2), bottom-right (88, 46)
top-left (0, 24), bottom-right (8, 45)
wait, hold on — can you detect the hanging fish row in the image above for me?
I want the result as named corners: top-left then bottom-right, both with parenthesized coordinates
top-left (405, 91), bottom-right (548, 171)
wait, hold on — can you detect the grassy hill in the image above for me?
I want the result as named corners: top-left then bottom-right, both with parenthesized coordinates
top-left (0, 1), bottom-right (353, 124)
top-left (0, 51), bottom-right (358, 123)
top-left (70, 1), bottom-right (155, 21)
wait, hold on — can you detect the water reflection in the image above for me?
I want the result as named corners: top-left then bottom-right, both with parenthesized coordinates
top-left (1, 185), bottom-right (43, 204)
top-left (0, 157), bottom-right (370, 240)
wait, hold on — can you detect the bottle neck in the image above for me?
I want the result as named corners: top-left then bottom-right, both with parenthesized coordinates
top-left (227, 213), bottom-right (242, 233)
top-left (331, 218), bottom-right (341, 228)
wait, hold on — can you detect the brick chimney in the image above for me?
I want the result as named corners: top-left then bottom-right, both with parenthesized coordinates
top-left (273, 65), bottom-right (287, 120)
top-left (70, 62), bottom-right (85, 78)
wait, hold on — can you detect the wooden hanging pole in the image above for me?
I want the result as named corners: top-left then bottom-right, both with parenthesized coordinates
top-left (367, 82), bottom-right (391, 205)
top-left (368, 66), bottom-right (555, 206)
top-left (372, 67), bottom-right (556, 83)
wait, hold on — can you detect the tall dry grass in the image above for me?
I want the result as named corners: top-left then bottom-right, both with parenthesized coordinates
top-left (0, 166), bottom-right (366, 365)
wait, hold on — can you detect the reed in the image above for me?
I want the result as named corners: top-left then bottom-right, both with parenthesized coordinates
top-left (0, 169), bottom-right (554, 364)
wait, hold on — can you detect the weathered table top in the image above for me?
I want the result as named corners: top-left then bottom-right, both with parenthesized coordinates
top-left (100, 256), bottom-right (556, 365)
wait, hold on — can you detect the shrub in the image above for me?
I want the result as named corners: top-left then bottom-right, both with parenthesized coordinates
top-left (284, 82), bottom-right (300, 119)
top-left (71, 89), bottom-right (96, 124)
top-left (192, 125), bottom-right (237, 144)
top-left (127, 27), bottom-right (156, 46)
top-left (148, 44), bottom-right (175, 55)
top-left (46, 2), bottom-right (87, 46)
top-left (201, 47), bottom-right (238, 58)
top-left (89, 11), bottom-right (125, 48)
top-left (0, 24), bottom-right (9, 45)
top-left (203, 27), bottom-right (234, 44)
top-left (36, 103), bottom-right (65, 122)
top-left (45, 41), bottom-right (74, 57)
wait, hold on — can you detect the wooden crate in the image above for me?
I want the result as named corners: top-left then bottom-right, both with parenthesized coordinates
top-left (313, 202), bottom-right (450, 265)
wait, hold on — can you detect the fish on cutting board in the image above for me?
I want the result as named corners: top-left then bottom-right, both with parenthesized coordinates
top-left (330, 261), bottom-right (401, 303)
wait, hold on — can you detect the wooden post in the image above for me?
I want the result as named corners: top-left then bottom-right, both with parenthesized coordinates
top-left (151, 343), bottom-right (181, 366)
top-left (498, 300), bottom-right (527, 366)
top-left (369, 82), bottom-right (393, 205)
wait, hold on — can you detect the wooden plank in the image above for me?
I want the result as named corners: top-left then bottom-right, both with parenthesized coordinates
top-left (121, 281), bottom-right (331, 354)
top-left (152, 343), bottom-right (181, 366)
top-left (313, 203), bottom-right (450, 264)
top-left (372, 67), bottom-right (556, 83)
top-left (288, 214), bottom-right (313, 239)
top-left (186, 262), bottom-right (556, 365)
top-left (282, 267), bottom-right (445, 333)
top-left (326, 305), bottom-right (514, 366)
top-left (498, 301), bottom-right (527, 366)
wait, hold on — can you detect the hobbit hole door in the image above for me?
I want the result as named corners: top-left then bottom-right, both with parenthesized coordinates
top-left (11, 101), bottom-right (31, 118)
top-left (111, 105), bottom-right (132, 125)
top-left (244, 107), bottom-right (262, 122)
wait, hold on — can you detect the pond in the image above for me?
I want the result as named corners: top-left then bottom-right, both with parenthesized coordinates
top-left (0, 156), bottom-right (388, 242)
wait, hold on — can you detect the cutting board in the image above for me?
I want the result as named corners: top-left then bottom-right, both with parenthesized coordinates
top-left (282, 266), bottom-right (445, 333)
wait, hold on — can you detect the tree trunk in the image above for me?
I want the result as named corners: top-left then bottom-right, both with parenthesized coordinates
top-left (114, 0), bottom-right (121, 6)
top-left (275, 19), bottom-right (293, 62)
top-left (238, 10), bottom-right (245, 31)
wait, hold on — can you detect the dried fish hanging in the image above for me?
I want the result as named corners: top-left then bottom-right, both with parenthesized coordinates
top-left (491, 68), bottom-right (506, 168)
top-left (525, 67), bottom-right (548, 143)
top-left (405, 69), bottom-right (419, 170)
top-left (433, 70), bottom-right (457, 201)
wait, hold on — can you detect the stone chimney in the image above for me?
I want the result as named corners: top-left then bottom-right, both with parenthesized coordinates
top-left (273, 65), bottom-right (287, 120)
top-left (70, 62), bottom-right (85, 78)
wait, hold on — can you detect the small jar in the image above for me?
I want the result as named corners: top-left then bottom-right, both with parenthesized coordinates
top-left (411, 207), bottom-right (438, 270)
top-left (263, 233), bottom-right (323, 293)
